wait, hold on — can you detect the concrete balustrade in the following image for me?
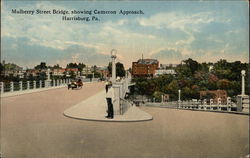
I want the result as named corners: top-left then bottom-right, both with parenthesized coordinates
top-left (145, 96), bottom-right (247, 114)
top-left (0, 78), bottom-right (101, 95)
top-left (0, 79), bottom-right (72, 95)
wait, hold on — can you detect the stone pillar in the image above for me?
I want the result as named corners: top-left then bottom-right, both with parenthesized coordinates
top-left (178, 89), bottom-right (181, 102)
top-left (10, 82), bottom-right (14, 92)
top-left (46, 69), bottom-right (51, 88)
top-left (39, 80), bottom-right (42, 88)
top-left (111, 49), bottom-right (117, 83)
top-left (113, 84), bottom-right (121, 115)
top-left (242, 96), bottom-right (249, 113)
top-left (241, 70), bottom-right (246, 95)
top-left (210, 99), bottom-right (213, 105)
top-left (198, 99), bottom-right (202, 109)
top-left (218, 98), bottom-right (221, 105)
top-left (178, 89), bottom-right (181, 108)
top-left (27, 81), bottom-right (30, 90)
top-left (19, 81), bottom-right (23, 91)
top-left (0, 82), bottom-right (4, 93)
top-left (210, 99), bottom-right (213, 110)
top-left (53, 80), bottom-right (55, 87)
top-left (57, 80), bottom-right (59, 86)
top-left (227, 97), bottom-right (231, 111)
top-left (217, 97), bottom-right (221, 111)
top-left (203, 99), bottom-right (207, 110)
top-left (33, 80), bottom-right (36, 89)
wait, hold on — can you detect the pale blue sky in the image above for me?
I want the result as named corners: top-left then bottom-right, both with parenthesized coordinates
top-left (1, 1), bottom-right (249, 68)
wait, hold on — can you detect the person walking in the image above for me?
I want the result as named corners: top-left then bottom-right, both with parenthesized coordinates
top-left (105, 82), bottom-right (114, 119)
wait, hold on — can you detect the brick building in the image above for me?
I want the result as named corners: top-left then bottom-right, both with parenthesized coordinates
top-left (132, 59), bottom-right (159, 77)
top-left (200, 90), bottom-right (228, 104)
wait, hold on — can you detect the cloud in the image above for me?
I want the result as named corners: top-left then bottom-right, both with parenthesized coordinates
top-left (1, 1), bottom-right (248, 69)
top-left (1, 36), bottom-right (110, 67)
top-left (150, 48), bottom-right (184, 64)
top-left (138, 12), bottom-right (216, 33)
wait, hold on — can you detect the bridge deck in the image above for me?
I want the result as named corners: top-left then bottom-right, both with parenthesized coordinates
top-left (1, 82), bottom-right (249, 158)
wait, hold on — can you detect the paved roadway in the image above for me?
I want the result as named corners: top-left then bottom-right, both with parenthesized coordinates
top-left (1, 82), bottom-right (249, 158)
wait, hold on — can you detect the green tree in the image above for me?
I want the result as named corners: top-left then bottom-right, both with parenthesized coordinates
top-left (108, 62), bottom-right (126, 77)
top-left (34, 62), bottom-right (47, 70)
top-left (183, 58), bottom-right (200, 74)
top-left (66, 63), bottom-right (78, 68)
top-left (78, 63), bottom-right (86, 71)
top-left (164, 80), bottom-right (179, 100)
top-left (52, 64), bottom-right (61, 69)
top-left (153, 91), bottom-right (163, 102)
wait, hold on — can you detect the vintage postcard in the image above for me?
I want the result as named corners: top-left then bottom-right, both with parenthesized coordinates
top-left (1, 0), bottom-right (249, 158)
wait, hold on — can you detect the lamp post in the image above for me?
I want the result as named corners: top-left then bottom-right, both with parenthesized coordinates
top-left (111, 49), bottom-right (117, 83)
top-left (241, 70), bottom-right (246, 96)
top-left (178, 89), bottom-right (181, 102)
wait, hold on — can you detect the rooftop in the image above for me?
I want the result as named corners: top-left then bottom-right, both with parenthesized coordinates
top-left (137, 59), bottom-right (158, 65)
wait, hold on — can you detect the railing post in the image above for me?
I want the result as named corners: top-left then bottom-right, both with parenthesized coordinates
top-left (203, 99), bottom-right (207, 110)
top-left (39, 80), bottom-right (42, 88)
top-left (227, 97), bottom-right (231, 112)
top-left (19, 81), bottom-right (23, 91)
top-left (198, 100), bottom-right (201, 109)
top-left (27, 81), bottom-right (30, 90)
top-left (0, 82), bottom-right (4, 93)
top-left (33, 80), bottom-right (36, 89)
top-left (10, 82), bottom-right (14, 92)
top-left (53, 80), bottom-right (55, 87)
top-left (210, 99), bottom-right (213, 110)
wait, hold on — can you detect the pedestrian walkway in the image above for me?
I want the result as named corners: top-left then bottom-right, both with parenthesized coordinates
top-left (63, 90), bottom-right (153, 122)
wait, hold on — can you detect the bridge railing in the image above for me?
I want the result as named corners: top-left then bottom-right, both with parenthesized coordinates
top-left (0, 78), bottom-right (101, 94)
top-left (144, 100), bottom-right (242, 113)
top-left (0, 79), bottom-right (70, 94)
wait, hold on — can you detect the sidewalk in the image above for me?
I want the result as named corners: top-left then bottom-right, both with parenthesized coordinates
top-left (63, 90), bottom-right (153, 122)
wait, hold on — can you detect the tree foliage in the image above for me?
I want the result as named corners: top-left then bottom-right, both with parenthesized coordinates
top-left (133, 58), bottom-right (249, 101)
top-left (108, 62), bottom-right (126, 77)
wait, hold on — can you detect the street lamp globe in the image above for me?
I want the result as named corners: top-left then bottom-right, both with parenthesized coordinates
top-left (111, 49), bottom-right (117, 58)
top-left (241, 70), bottom-right (246, 76)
